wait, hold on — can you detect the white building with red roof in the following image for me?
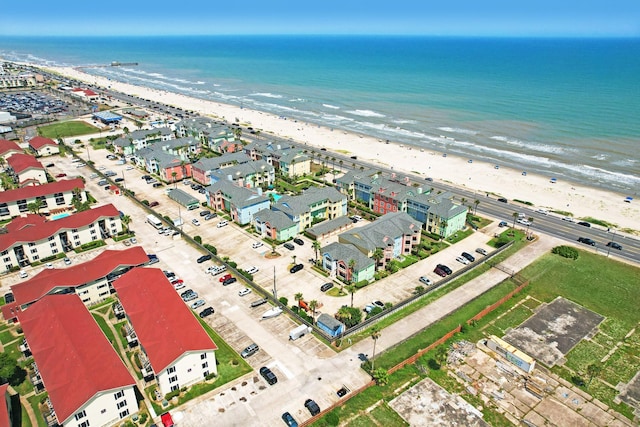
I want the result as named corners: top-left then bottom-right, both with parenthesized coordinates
top-left (0, 383), bottom-right (13, 427)
top-left (0, 139), bottom-right (22, 160)
top-left (6, 153), bottom-right (46, 185)
top-left (2, 247), bottom-right (149, 322)
top-left (20, 294), bottom-right (138, 427)
top-left (0, 204), bottom-right (122, 273)
top-left (0, 178), bottom-right (85, 221)
top-left (113, 268), bottom-right (218, 396)
top-left (28, 136), bottom-right (59, 157)
top-left (71, 88), bottom-right (99, 102)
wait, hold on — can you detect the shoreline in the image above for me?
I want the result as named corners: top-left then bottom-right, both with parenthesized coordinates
top-left (39, 64), bottom-right (640, 233)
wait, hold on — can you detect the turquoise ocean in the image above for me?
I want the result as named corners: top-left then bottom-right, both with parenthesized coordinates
top-left (1, 36), bottom-right (639, 194)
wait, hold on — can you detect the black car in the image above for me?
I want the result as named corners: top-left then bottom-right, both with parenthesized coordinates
top-left (141, 175), bottom-right (151, 180)
top-left (461, 252), bottom-right (475, 262)
top-left (304, 399), bottom-right (321, 416)
top-left (283, 242), bottom-right (295, 250)
top-left (45, 163), bottom-right (55, 167)
top-left (152, 183), bottom-right (163, 188)
top-left (606, 241), bottom-right (622, 250)
top-left (578, 237), bottom-right (596, 246)
top-left (199, 307), bottom-right (215, 318)
top-left (181, 289), bottom-right (195, 298)
top-left (293, 237), bottom-right (304, 246)
top-left (497, 197), bottom-right (508, 203)
top-left (199, 210), bottom-right (210, 217)
top-left (147, 254), bottom-right (159, 264)
top-left (320, 283), bottom-right (334, 292)
top-left (290, 264), bottom-right (304, 274)
top-left (197, 254), bottom-right (212, 263)
top-left (577, 221), bottom-right (591, 227)
top-left (114, 177), bottom-right (124, 183)
top-left (222, 277), bottom-right (237, 286)
top-left (4, 292), bottom-right (14, 303)
top-left (337, 387), bottom-right (349, 397)
top-left (437, 264), bottom-right (452, 275)
top-left (259, 367), bottom-right (278, 385)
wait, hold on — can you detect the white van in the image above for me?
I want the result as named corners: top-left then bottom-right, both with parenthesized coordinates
top-left (289, 324), bottom-right (312, 340)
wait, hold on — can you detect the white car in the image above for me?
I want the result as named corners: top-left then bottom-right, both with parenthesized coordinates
top-left (245, 266), bottom-right (259, 274)
top-left (517, 218), bottom-right (531, 226)
top-left (191, 299), bottom-right (206, 309)
top-left (173, 282), bottom-right (186, 290)
top-left (63, 257), bottom-right (72, 265)
top-left (45, 263), bottom-right (54, 269)
top-left (19, 270), bottom-right (28, 279)
top-left (456, 256), bottom-right (470, 265)
top-left (251, 241), bottom-right (264, 249)
top-left (192, 219), bottom-right (201, 226)
top-left (238, 288), bottom-right (252, 297)
top-left (535, 208), bottom-right (549, 215)
top-left (126, 166), bottom-right (134, 170)
top-left (562, 216), bottom-right (575, 223)
top-left (217, 220), bottom-right (228, 228)
top-left (419, 276), bottom-right (433, 286)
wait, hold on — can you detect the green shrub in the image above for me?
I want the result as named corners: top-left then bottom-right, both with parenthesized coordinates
top-left (194, 236), bottom-right (202, 244)
top-left (354, 280), bottom-right (369, 289)
top-left (552, 245), bottom-right (579, 260)
top-left (165, 389), bottom-right (180, 400)
top-left (228, 261), bottom-right (237, 268)
top-left (279, 297), bottom-right (288, 306)
top-left (325, 412), bottom-right (340, 426)
top-left (203, 244), bottom-right (217, 255)
top-left (141, 200), bottom-right (149, 206)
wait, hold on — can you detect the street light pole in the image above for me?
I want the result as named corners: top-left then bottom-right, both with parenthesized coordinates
top-left (606, 229), bottom-right (617, 257)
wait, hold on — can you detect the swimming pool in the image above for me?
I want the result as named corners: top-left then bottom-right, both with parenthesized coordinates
top-left (51, 212), bottom-right (70, 220)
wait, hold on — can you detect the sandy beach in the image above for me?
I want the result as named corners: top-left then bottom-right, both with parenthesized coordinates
top-left (45, 65), bottom-right (640, 233)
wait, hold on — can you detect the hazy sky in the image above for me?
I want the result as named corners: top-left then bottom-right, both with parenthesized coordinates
top-left (2, 0), bottom-right (639, 37)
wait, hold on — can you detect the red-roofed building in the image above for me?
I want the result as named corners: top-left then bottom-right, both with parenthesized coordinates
top-left (0, 178), bottom-right (85, 221)
top-left (71, 88), bottom-right (99, 102)
top-left (0, 204), bottom-right (122, 273)
top-left (2, 247), bottom-right (149, 322)
top-left (0, 139), bottom-right (22, 160)
top-left (0, 383), bottom-right (13, 427)
top-left (28, 136), bottom-right (59, 157)
top-left (19, 294), bottom-right (138, 427)
top-left (113, 268), bottom-right (217, 395)
top-left (6, 153), bottom-right (46, 185)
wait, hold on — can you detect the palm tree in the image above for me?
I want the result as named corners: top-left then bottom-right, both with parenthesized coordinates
top-left (171, 171), bottom-right (178, 189)
top-left (345, 284), bottom-right (357, 308)
top-left (294, 292), bottom-right (304, 309)
top-left (336, 306), bottom-right (352, 325)
top-left (312, 240), bottom-right (321, 263)
top-left (121, 215), bottom-right (132, 233)
top-left (331, 157), bottom-right (336, 171)
top-left (347, 259), bottom-right (356, 283)
top-left (308, 300), bottom-right (318, 323)
top-left (338, 159), bottom-right (343, 171)
top-left (526, 217), bottom-right (534, 235)
top-left (372, 248), bottom-right (384, 271)
top-left (370, 326), bottom-right (381, 371)
top-left (27, 199), bottom-right (43, 216)
top-left (474, 199), bottom-right (480, 215)
top-left (512, 212), bottom-right (519, 230)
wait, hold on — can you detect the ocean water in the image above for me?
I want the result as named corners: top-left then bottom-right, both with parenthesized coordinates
top-left (1, 36), bottom-right (639, 194)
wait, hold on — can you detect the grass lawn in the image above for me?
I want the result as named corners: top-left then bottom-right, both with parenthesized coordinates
top-left (27, 393), bottom-right (47, 427)
top-left (37, 121), bottom-right (100, 139)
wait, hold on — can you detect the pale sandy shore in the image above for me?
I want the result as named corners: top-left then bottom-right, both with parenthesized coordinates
top-left (45, 65), bottom-right (640, 233)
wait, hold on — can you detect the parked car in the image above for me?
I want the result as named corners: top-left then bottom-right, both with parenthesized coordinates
top-left (419, 276), bottom-right (433, 286)
top-left (293, 237), bottom-right (304, 246)
top-left (456, 256), bottom-right (470, 265)
top-left (152, 183), bottom-right (163, 188)
top-left (63, 257), bottom-right (72, 265)
top-left (241, 343), bottom-right (259, 358)
top-left (498, 221), bottom-right (508, 227)
top-left (217, 220), bottom-right (228, 228)
top-left (183, 293), bottom-right (198, 302)
top-left (372, 300), bottom-right (385, 309)
top-left (260, 367), bottom-right (278, 385)
top-left (222, 277), bottom-right (237, 286)
top-left (304, 399), bottom-right (321, 416)
top-left (4, 293), bottom-right (15, 303)
top-left (252, 241), bottom-right (264, 249)
top-left (204, 213), bottom-right (217, 220)
top-left (149, 201), bottom-right (159, 207)
top-left (190, 299), bottom-right (206, 309)
top-left (437, 264), bottom-right (452, 275)
top-left (199, 307), bottom-right (215, 318)
top-left (180, 289), bottom-right (195, 298)
top-left (433, 266), bottom-right (447, 277)
top-left (173, 282), bottom-right (185, 290)
top-left (197, 254), bottom-right (212, 263)
top-left (199, 210), bottom-right (210, 217)
top-left (283, 242), bottom-right (295, 250)
top-left (245, 266), bottom-right (259, 275)
top-left (290, 264), bottom-right (304, 273)
top-left (55, 173), bottom-right (67, 178)
top-left (461, 252), bottom-right (475, 262)
top-left (191, 219), bottom-right (201, 226)
top-left (320, 282), bottom-right (334, 292)
top-left (606, 242), bottom-right (622, 250)
top-left (577, 221), bottom-right (591, 227)
top-left (475, 248), bottom-right (488, 256)
top-left (130, 237), bottom-right (137, 244)
top-left (19, 270), bottom-right (28, 279)
top-left (281, 412), bottom-right (298, 427)
top-left (578, 237), bottom-right (596, 246)
top-left (114, 177), bottom-right (124, 183)
top-left (219, 274), bottom-right (233, 282)
top-left (238, 288), bottom-right (252, 297)
top-left (45, 163), bottom-right (55, 167)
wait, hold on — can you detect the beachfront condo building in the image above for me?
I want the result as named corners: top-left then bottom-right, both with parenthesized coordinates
top-left (20, 294), bottom-right (139, 427)
top-left (0, 204), bottom-right (122, 273)
top-left (339, 212), bottom-right (422, 271)
top-left (244, 140), bottom-right (311, 178)
top-left (190, 151), bottom-right (252, 184)
top-left (113, 268), bottom-right (218, 397)
top-left (321, 241), bottom-right (375, 283)
top-left (209, 159), bottom-right (275, 189)
top-left (112, 127), bottom-right (173, 156)
top-left (271, 186), bottom-right (348, 231)
top-left (205, 180), bottom-right (271, 225)
top-left (0, 178), bottom-right (86, 221)
top-left (252, 208), bottom-right (299, 241)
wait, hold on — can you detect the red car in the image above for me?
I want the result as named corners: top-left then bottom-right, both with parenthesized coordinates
top-left (55, 173), bottom-right (67, 178)
top-left (219, 274), bottom-right (232, 283)
top-left (149, 201), bottom-right (160, 207)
